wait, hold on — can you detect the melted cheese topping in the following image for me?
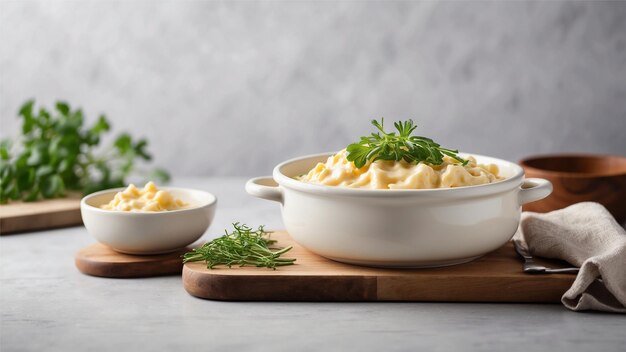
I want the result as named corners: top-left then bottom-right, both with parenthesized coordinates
top-left (298, 149), bottom-right (502, 189)
top-left (100, 182), bottom-right (187, 212)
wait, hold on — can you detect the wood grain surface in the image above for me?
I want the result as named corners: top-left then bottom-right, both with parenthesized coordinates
top-left (0, 195), bottom-right (82, 235)
top-left (183, 231), bottom-right (575, 302)
top-left (520, 154), bottom-right (626, 223)
top-left (75, 243), bottom-right (190, 278)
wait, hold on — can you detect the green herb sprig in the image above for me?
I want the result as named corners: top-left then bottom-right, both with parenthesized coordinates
top-left (0, 100), bottom-right (170, 203)
top-left (182, 223), bottom-right (296, 270)
top-left (346, 119), bottom-right (468, 168)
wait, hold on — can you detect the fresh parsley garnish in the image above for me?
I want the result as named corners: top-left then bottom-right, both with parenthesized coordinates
top-left (0, 100), bottom-right (169, 204)
top-left (183, 223), bottom-right (296, 270)
top-left (346, 119), bottom-right (468, 168)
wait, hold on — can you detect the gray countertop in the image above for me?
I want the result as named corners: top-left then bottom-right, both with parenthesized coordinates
top-left (1, 178), bottom-right (624, 352)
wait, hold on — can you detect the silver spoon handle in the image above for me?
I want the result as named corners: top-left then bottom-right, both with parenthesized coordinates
top-left (544, 267), bottom-right (580, 274)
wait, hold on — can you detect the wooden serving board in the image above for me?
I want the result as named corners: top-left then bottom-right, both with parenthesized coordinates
top-left (0, 195), bottom-right (82, 235)
top-left (75, 243), bottom-right (190, 278)
top-left (183, 231), bottom-right (575, 302)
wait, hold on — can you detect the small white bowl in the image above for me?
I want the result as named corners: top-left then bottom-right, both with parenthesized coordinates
top-left (80, 187), bottom-right (217, 255)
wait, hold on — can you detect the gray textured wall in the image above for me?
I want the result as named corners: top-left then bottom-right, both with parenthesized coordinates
top-left (1, 0), bottom-right (625, 177)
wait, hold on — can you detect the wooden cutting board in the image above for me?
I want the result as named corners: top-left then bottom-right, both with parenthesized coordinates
top-left (75, 243), bottom-right (190, 278)
top-left (183, 231), bottom-right (575, 302)
top-left (0, 195), bottom-right (82, 235)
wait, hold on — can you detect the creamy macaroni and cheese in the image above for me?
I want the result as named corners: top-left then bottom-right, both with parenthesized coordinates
top-left (299, 149), bottom-right (502, 189)
top-left (101, 182), bottom-right (187, 212)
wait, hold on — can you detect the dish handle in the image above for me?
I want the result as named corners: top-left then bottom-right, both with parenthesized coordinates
top-left (245, 177), bottom-right (283, 204)
top-left (518, 178), bottom-right (553, 205)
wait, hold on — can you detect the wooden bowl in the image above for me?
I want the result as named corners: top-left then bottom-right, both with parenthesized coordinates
top-left (519, 154), bottom-right (626, 223)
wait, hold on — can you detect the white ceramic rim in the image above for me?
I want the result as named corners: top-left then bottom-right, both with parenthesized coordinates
top-left (80, 187), bottom-right (217, 215)
top-left (272, 152), bottom-right (525, 198)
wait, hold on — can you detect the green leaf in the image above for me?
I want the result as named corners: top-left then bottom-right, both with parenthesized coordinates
top-left (35, 165), bottom-right (55, 178)
top-left (19, 100), bottom-right (35, 134)
top-left (24, 184), bottom-right (40, 202)
top-left (134, 139), bottom-right (151, 160)
top-left (19, 100), bottom-right (34, 117)
top-left (26, 148), bottom-right (43, 166)
top-left (16, 168), bottom-right (35, 191)
top-left (0, 163), bottom-right (13, 186)
top-left (56, 102), bottom-right (70, 116)
top-left (2, 181), bottom-right (21, 201)
top-left (0, 140), bottom-right (10, 160)
top-left (345, 143), bottom-right (371, 168)
top-left (38, 108), bottom-right (51, 127)
top-left (90, 115), bottom-right (110, 135)
top-left (58, 159), bottom-right (70, 173)
top-left (114, 133), bottom-right (132, 154)
top-left (41, 175), bottom-right (64, 198)
top-left (70, 108), bottom-right (84, 127)
top-left (0, 178), bottom-right (17, 204)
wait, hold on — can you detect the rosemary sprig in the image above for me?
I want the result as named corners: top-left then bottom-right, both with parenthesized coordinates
top-left (182, 223), bottom-right (296, 270)
top-left (346, 119), bottom-right (468, 168)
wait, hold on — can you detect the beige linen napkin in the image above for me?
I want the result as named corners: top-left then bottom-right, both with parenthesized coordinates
top-left (514, 202), bottom-right (626, 313)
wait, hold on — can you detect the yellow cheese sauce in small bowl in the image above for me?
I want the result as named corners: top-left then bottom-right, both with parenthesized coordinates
top-left (81, 182), bottom-right (217, 255)
top-left (100, 182), bottom-right (189, 212)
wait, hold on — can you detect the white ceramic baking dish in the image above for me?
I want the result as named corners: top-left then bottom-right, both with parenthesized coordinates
top-left (246, 152), bottom-right (552, 268)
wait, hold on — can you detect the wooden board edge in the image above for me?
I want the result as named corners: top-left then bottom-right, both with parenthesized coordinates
top-left (74, 254), bottom-right (184, 279)
top-left (0, 209), bottom-right (83, 235)
top-left (182, 268), bottom-right (575, 303)
top-left (182, 265), bottom-right (378, 301)
top-left (376, 276), bottom-right (574, 303)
